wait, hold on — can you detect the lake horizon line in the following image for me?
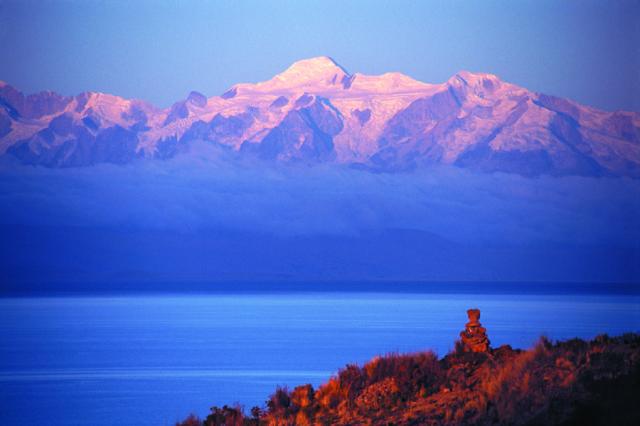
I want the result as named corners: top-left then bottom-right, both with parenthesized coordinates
top-left (2, 280), bottom-right (639, 298)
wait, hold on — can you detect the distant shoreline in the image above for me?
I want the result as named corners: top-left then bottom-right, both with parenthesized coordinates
top-left (2, 280), bottom-right (639, 298)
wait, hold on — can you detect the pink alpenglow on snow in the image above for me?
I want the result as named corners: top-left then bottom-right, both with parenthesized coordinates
top-left (1, 57), bottom-right (639, 176)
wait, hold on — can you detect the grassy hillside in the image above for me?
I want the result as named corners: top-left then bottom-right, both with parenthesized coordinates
top-left (178, 333), bottom-right (640, 425)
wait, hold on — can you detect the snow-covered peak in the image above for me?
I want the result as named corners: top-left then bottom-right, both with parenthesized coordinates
top-left (448, 71), bottom-right (502, 88)
top-left (286, 56), bottom-right (348, 73)
top-left (275, 56), bottom-right (349, 83)
top-left (226, 57), bottom-right (441, 100)
top-left (348, 71), bottom-right (433, 93)
top-left (84, 91), bottom-right (128, 107)
top-left (235, 56), bottom-right (350, 94)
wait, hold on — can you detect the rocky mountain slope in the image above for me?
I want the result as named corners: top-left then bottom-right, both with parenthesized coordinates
top-left (1, 57), bottom-right (639, 176)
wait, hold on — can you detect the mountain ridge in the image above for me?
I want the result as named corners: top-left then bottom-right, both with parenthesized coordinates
top-left (1, 57), bottom-right (639, 176)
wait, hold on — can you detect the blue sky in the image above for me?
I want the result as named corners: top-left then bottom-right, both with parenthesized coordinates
top-left (0, 0), bottom-right (638, 111)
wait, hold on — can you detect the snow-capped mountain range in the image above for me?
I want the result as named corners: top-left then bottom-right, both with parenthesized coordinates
top-left (1, 56), bottom-right (638, 176)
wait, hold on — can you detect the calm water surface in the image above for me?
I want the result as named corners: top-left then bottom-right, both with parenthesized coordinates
top-left (1, 289), bottom-right (639, 425)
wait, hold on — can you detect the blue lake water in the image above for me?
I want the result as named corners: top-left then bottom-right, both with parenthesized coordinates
top-left (1, 288), bottom-right (639, 425)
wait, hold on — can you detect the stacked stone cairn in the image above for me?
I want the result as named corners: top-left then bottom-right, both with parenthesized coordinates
top-left (460, 308), bottom-right (491, 353)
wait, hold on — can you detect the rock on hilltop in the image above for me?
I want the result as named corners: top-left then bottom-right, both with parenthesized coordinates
top-left (178, 332), bottom-right (640, 426)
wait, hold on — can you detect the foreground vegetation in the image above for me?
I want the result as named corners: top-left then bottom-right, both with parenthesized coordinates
top-left (178, 333), bottom-right (640, 425)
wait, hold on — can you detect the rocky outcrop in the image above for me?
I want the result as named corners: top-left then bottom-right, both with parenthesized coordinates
top-left (459, 308), bottom-right (491, 353)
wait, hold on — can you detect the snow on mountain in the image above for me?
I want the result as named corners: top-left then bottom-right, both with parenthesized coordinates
top-left (1, 58), bottom-right (639, 176)
top-left (235, 56), bottom-right (350, 94)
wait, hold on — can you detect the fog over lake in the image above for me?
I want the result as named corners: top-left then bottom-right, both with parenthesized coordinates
top-left (1, 145), bottom-right (638, 286)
